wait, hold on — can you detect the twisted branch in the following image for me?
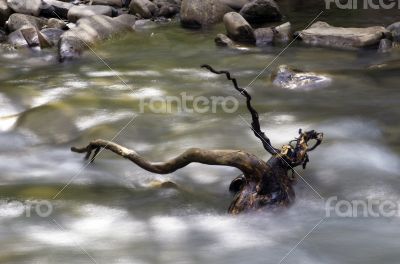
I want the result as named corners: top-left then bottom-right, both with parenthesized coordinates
top-left (201, 64), bottom-right (279, 155)
top-left (71, 139), bottom-right (268, 178)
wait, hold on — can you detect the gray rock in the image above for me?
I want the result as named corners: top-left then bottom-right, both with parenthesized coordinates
top-left (180, 0), bottom-right (233, 29)
top-left (273, 21), bottom-right (290, 42)
top-left (0, 0), bottom-right (12, 27)
top-left (129, 0), bottom-right (157, 19)
top-left (387, 22), bottom-right (400, 43)
top-left (272, 65), bottom-right (332, 90)
top-left (59, 15), bottom-right (133, 61)
top-left (153, 0), bottom-right (180, 18)
top-left (298, 21), bottom-right (389, 49)
top-left (113, 13), bottom-right (136, 28)
top-left (7, 0), bottom-right (42, 16)
top-left (220, 0), bottom-right (251, 10)
top-left (215, 33), bottom-right (234, 47)
top-left (254, 27), bottom-right (273, 46)
top-left (6, 13), bottom-right (47, 32)
top-left (8, 27), bottom-right (51, 48)
top-left (91, 0), bottom-right (123, 7)
top-left (20, 27), bottom-right (51, 48)
top-left (16, 104), bottom-right (79, 144)
top-left (378, 38), bottom-right (392, 53)
top-left (8, 29), bottom-right (29, 48)
top-left (41, 0), bottom-right (74, 19)
top-left (239, 0), bottom-right (281, 24)
top-left (47, 17), bottom-right (68, 29)
top-left (223, 12), bottom-right (255, 43)
top-left (41, 28), bottom-right (64, 46)
top-left (67, 5), bottom-right (114, 23)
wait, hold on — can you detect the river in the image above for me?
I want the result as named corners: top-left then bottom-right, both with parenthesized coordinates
top-left (1, 1), bottom-right (400, 263)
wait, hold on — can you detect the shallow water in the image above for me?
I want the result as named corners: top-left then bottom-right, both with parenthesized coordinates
top-left (1, 2), bottom-right (400, 264)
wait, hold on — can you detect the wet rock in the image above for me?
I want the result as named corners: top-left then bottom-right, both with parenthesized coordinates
top-left (239, 0), bottom-right (282, 24)
top-left (16, 104), bottom-right (79, 144)
top-left (91, 0), bottom-right (123, 7)
top-left (8, 27), bottom-right (51, 48)
top-left (129, 0), bottom-right (157, 19)
top-left (6, 0), bottom-right (42, 16)
top-left (272, 65), bottom-right (332, 90)
top-left (215, 33), bottom-right (234, 47)
top-left (153, 0), bottom-right (180, 18)
top-left (41, 28), bottom-right (64, 46)
top-left (387, 22), bottom-right (400, 44)
top-left (59, 14), bottom-right (133, 61)
top-left (7, 29), bottom-right (29, 48)
top-left (273, 21), bottom-right (291, 42)
top-left (253, 22), bottom-right (290, 46)
top-left (298, 21), bottom-right (389, 49)
top-left (180, 0), bottom-right (233, 29)
top-left (67, 5), bottom-right (114, 23)
top-left (378, 39), bottom-right (392, 53)
top-left (254, 27), bottom-right (273, 46)
top-left (21, 27), bottom-right (51, 48)
top-left (41, 0), bottom-right (74, 19)
top-left (223, 12), bottom-right (255, 44)
top-left (6, 13), bottom-right (47, 32)
top-left (113, 13), bottom-right (136, 28)
top-left (0, 0), bottom-right (12, 27)
top-left (220, 0), bottom-right (251, 10)
top-left (47, 17), bottom-right (68, 29)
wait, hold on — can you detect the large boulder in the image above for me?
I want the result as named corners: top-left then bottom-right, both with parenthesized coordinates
top-left (59, 15), bottom-right (133, 61)
top-left (298, 21), bottom-right (389, 49)
top-left (6, 13), bottom-right (47, 32)
top-left (112, 13), bottom-right (136, 28)
top-left (153, 0), bottom-right (180, 18)
top-left (41, 0), bottom-right (74, 19)
top-left (223, 12), bottom-right (255, 43)
top-left (272, 65), bottom-right (332, 90)
top-left (0, 0), bottom-right (12, 27)
top-left (239, 0), bottom-right (282, 24)
top-left (220, 0), bottom-right (251, 10)
top-left (129, 0), bottom-right (157, 19)
top-left (67, 5), bottom-right (114, 23)
top-left (91, 0), bottom-right (123, 7)
top-left (6, 0), bottom-right (42, 16)
top-left (180, 0), bottom-right (233, 28)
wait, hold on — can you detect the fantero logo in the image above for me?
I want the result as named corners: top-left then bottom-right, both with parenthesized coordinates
top-left (325, 0), bottom-right (400, 9)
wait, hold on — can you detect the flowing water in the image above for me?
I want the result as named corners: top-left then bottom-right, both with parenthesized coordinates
top-left (1, 2), bottom-right (400, 263)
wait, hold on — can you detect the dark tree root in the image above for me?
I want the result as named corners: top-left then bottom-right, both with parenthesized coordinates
top-left (71, 65), bottom-right (323, 214)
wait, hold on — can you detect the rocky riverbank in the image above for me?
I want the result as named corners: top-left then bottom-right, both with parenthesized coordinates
top-left (0, 0), bottom-right (400, 62)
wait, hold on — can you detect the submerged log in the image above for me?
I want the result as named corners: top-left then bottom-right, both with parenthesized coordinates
top-left (71, 65), bottom-right (323, 214)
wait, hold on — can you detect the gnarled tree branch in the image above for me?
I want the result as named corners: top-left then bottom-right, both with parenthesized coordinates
top-left (71, 139), bottom-right (268, 179)
top-left (201, 64), bottom-right (279, 155)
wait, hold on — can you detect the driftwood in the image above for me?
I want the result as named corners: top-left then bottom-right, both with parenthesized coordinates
top-left (71, 65), bottom-right (323, 214)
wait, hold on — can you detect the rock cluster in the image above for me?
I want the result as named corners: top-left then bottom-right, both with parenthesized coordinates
top-left (0, 0), bottom-right (180, 61)
top-left (1, 0), bottom-right (400, 63)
